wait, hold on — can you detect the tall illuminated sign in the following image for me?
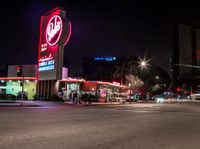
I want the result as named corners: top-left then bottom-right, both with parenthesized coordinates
top-left (38, 7), bottom-right (71, 80)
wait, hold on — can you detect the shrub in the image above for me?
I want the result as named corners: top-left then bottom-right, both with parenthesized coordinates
top-left (90, 94), bottom-right (98, 102)
top-left (0, 94), bottom-right (16, 100)
top-left (48, 95), bottom-right (64, 102)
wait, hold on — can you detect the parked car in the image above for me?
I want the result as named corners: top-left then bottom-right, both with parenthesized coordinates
top-left (16, 91), bottom-right (28, 100)
top-left (130, 93), bottom-right (141, 102)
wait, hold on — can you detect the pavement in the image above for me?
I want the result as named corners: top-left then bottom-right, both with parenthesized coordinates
top-left (0, 100), bottom-right (141, 107)
top-left (2, 101), bottom-right (200, 149)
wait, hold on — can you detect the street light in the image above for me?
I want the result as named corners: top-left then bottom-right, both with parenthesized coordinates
top-left (141, 61), bottom-right (146, 67)
top-left (155, 75), bottom-right (159, 80)
top-left (139, 60), bottom-right (147, 69)
top-left (138, 55), bottom-right (151, 69)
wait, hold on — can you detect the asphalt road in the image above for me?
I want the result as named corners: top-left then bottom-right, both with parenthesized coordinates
top-left (1, 102), bottom-right (200, 149)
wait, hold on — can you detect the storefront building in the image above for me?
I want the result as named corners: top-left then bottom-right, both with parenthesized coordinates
top-left (58, 78), bottom-right (85, 101)
top-left (0, 77), bottom-right (37, 100)
top-left (0, 7), bottom-right (129, 102)
top-left (0, 64), bottom-right (37, 100)
top-left (82, 81), bottom-right (129, 102)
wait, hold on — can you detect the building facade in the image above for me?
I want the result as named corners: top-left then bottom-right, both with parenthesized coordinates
top-left (172, 23), bottom-right (200, 90)
top-left (82, 56), bottom-right (120, 82)
top-left (0, 65), bottom-right (37, 100)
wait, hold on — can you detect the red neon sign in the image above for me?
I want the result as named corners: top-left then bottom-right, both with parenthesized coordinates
top-left (46, 15), bottom-right (62, 46)
top-left (64, 21), bottom-right (72, 46)
top-left (39, 53), bottom-right (53, 62)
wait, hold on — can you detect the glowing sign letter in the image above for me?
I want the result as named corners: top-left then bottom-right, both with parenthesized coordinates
top-left (46, 15), bottom-right (62, 46)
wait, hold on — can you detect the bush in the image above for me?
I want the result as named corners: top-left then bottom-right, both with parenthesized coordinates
top-left (33, 94), bottom-right (38, 100)
top-left (0, 94), bottom-right (16, 100)
top-left (0, 93), bottom-right (6, 99)
top-left (89, 94), bottom-right (98, 102)
top-left (48, 95), bottom-right (64, 102)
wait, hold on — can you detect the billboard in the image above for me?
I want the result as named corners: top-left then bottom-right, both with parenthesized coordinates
top-left (38, 7), bottom-right (71, 80)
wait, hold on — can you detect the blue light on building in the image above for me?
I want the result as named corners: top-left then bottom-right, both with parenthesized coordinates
top-left (39, 60), bottom-right (55, 71)
top-left (94, 56), bottom-right (116, 61)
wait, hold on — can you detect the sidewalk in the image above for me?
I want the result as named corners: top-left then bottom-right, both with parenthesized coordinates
top-left (0, 100), bottom-right (63, 107)
top-left (0, 100), bottom-right (38, 107)
top-left (1, 99), bottom-right (200, 107)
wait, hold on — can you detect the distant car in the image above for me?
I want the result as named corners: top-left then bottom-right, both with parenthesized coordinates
top-left (191, 93), bottom-right (200, 100)
top-left (156, 97), bottom-right (164, 103)
top-left (125, 93), bottom-right (140, 102)
top-left (16, 91), bottom-right (28, 100)
top-left (6, 94), bottom-right (17, 100)
top-left (152, 94), bottom-right (165, 103)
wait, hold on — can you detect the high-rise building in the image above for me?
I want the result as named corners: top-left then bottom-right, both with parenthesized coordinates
top-left (195, 29), bottom-right (200, 71)
top-left (172, 23), bottom-right (200, 89)
top-left (82, 56), bottom-right (120, 82)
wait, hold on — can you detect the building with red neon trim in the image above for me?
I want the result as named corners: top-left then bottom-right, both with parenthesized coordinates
top-left (0, 7), bottom-right (129, 102)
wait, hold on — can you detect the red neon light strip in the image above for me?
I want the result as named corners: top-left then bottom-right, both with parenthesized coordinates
top-left (83, 81), bottom-right (128, 88)
top-left (39, 53), bottom-right (53, 62)
top-left (64, 21), bottom-right (72, 46)
top-left (60, 79), bottom-right (85, 83)
top-left (0, 77), bottom-right (37, 81)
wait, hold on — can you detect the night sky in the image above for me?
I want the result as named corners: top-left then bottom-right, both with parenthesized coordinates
top-left (1, 0), bottom-right (200, 75)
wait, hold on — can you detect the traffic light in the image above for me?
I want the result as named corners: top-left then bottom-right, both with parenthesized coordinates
top-left (176, 87), bottom-right (181, 92)
top-left (16, 65), bottom-right (22, 77)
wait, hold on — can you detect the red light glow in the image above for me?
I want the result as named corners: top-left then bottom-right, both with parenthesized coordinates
top-left (39, 53), bottom-right (53, 62)
top-left (60, 78), bottom-right (85, 83)
top-left (0, 77), bottom-right (37, 81)
top-left (64, 21), bottom-right (72, 46)
top-left (46, 15), bottom-right (62, 46)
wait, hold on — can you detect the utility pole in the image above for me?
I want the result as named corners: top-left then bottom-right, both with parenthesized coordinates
top-left (21, 74), bottom-right (24, 101)
top-left (19, 65), bottom-right (24, 106)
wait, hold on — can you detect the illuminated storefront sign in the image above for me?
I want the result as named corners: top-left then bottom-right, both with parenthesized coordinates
top-left (46, 15), bottom-right (62, 46)
top-left (38, 43), bottom-right (55, 73)
top-left (39, 60), bottom-right (55, 71)
top-left (38, 8), bottom-right (71, 80)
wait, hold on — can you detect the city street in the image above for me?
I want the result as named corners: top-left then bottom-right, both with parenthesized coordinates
top-left (1, 102), bottom-right (200, 149)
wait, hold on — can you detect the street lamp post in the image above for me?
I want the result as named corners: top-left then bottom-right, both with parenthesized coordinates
top-left (128, 82), bottom-right (132, 103)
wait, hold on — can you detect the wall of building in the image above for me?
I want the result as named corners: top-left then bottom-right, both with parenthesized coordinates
top-left (195, 29), bottom-right (200, 72)
top-left (7, 64), bottom-right (37, 77)
top-left (6, 81), bottom-right (36, 100)
top-left (178, 24), bottom-right (193, 74)
top-left (172, 24), bottom-right (199, 83)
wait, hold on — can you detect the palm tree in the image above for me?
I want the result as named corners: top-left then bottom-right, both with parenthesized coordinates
top-left (113, 56), bottom-right (142, 85)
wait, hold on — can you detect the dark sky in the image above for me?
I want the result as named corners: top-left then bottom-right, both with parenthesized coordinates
top-left (1, 0), bottom-right (200, 75)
